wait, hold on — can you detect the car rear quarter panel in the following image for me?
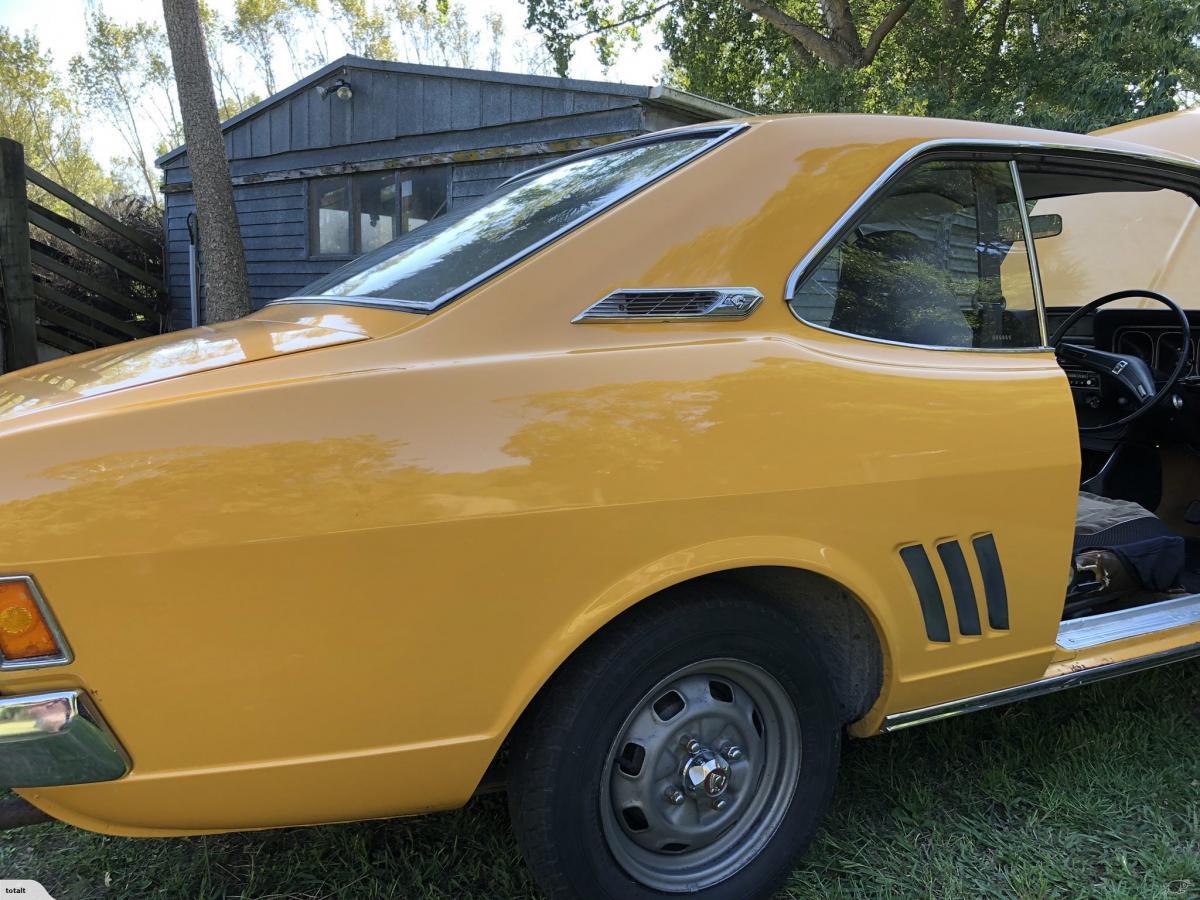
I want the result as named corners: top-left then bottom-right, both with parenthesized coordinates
top-left (0, 117), bottom-right (1080, 834)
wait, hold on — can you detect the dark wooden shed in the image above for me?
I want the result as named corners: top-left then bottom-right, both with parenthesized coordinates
top-left (155, 56), bottom-right (744, 328)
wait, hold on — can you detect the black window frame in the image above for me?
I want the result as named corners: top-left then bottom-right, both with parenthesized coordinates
top-left (308, 167), bottom-right (450, 260)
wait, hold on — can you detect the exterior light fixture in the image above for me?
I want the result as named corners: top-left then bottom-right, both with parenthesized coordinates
top-left (316, 79), bottom-right (353, 101)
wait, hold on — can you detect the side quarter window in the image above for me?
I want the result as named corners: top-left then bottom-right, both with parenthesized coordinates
top-left (789, 160), bottom-right (1044, 350)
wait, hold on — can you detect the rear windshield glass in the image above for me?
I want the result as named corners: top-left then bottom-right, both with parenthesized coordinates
top-left (296, 131), bottom-right (730, 311)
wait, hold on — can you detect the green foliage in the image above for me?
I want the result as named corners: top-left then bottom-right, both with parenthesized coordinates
top-left (227, 0), bottom-right (322, 93)
top-left (527, 0), bottom-right (1200, 132)
top-left (0, 28), bottom-right (113, 208)
top-left (332, 0), bottom-right (397, 58)
top-left (525, 0), bottom-right (664, 75)
top-left (69, 7), bottom-right (179, 210)
top-left (390, 0), bottom-right (488, 69)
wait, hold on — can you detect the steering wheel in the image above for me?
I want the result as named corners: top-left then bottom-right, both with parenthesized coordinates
top-left (1050, 289), bottom-right (1191, 433)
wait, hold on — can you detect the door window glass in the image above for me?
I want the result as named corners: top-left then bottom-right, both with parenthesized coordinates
top-left (789, 160), bottom-right (1043, 349)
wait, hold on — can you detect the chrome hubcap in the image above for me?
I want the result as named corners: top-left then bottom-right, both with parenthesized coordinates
top-left (680, 744), bottom-right (732, 801)
top-left (599, 658), bottom-right (801, 892)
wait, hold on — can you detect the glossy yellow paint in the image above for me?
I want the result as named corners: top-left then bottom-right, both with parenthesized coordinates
top-left (0, 115), bottom-right (1190, 836)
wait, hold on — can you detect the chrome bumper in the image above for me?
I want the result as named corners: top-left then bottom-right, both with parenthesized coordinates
top-left (0, 690), bottom-right (129, 787)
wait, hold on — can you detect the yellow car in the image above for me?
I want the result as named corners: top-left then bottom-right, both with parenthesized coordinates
top-left (3, 111), bottom-right (1200, 900)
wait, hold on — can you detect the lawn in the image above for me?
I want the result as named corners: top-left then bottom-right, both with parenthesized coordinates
top-left (4, 663), bottom-right (1198, 899)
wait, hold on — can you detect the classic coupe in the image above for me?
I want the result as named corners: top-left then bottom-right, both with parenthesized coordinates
top-left (2, 110), bottom-right (1200, 900)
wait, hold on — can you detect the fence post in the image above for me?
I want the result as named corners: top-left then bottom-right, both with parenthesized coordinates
top-left (0, 138), bottom-right (37, 372)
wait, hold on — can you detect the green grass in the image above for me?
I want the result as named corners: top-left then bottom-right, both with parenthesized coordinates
top-left (3, 663), bottom-right (1198, 899)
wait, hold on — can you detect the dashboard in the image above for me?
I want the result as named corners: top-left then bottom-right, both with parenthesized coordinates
top-left (1058, 308), bottom-right (1200, 429)
top-left (1092, 309), bottom-right (1200, 375)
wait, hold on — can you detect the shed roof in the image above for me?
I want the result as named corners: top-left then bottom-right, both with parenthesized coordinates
top-left (155, 55), bottom-right (747, 167)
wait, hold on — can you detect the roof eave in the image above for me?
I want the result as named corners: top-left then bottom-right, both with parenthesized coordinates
top-left (646, 85), bottom-right (749, 121)
top-left (154, 56), bottom-right (750, 169)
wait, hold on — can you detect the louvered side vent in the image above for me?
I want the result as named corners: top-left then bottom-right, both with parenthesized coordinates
top-left (574, 287), bottom-right (763, 323)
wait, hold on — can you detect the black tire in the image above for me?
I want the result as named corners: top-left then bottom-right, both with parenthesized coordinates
top-left (507, 581), bottom-right (841, 900)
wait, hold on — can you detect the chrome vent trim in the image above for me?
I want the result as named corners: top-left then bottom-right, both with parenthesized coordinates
top-left (573, 287), bottom-right (763, 323)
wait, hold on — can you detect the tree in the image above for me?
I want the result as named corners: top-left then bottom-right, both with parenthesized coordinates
top-left (199, 1), bottom-right (264, 120)
top-left (524, 0), bottom-right (1200, 132)
top-left (226, 0), bottom-right (322, 94)
top-left (0, 28), bottom-right (112, 207)
top-left (332, 0), bottom-right (396, 57)
top-left (392, 0), bottom-right (478, 68)
top-left (70, 7), bottom-right (178, 211)
top-left (162, 0), bottom-right (251, 322)
top-left (524, 0), bottom-right (914, 75)
top-left (484, 11), bottom-right (506, 70)
top-left (332, 0), bottom-right (508, 69)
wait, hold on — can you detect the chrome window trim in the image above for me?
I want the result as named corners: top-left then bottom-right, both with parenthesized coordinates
top-left (783, 137), bottom-right (1200, 354)
top-left (271, 123), bottom-right (749, 317)
top-left (1010, 158), bottom-right (1049, 347)
top-left (266, 294), bottom-right (428, 313)
top-left (572, 286), bottom-right (764, 323)
top-left (0, 575), bottom-right (73, 671)
top-left (496, 123), bottom-right (743, 188)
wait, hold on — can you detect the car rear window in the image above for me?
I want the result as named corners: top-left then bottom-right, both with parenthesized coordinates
top-left (294, 128), bottom-right (737, 312)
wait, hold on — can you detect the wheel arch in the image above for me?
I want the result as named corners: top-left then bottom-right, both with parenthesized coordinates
top-left (478, 545), bottom-right (895, 794)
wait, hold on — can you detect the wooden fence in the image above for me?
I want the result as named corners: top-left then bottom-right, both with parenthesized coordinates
top-left (0, 137), bottom-right (166, 373)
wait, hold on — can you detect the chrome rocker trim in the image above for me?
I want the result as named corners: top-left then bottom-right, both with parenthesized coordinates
top-left (0, 690), bottom-right (130, 787)
top-left (880, 642), bottom-right (1200, 733)
top-left (1058, 593), bottom-right (1200, 650)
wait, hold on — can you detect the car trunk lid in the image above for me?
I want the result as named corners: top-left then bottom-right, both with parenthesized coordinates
top-left (0, 303), bottom-right (410, 424)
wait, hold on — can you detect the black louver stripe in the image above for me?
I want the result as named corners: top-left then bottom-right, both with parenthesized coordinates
top-left (937, 540), bottom-right (982, 636)
top-left (902, 534), bottom-right (1009, 642)
top-left (899, 544), bottom-right (951, 643)
top-left (972, 533), bottom-right (1010, 630)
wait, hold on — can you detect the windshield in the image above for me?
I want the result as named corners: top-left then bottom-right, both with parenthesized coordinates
top-left (295, 129), bottom-right (736, 312)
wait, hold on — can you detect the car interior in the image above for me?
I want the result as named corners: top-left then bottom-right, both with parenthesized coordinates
top-left (1024, 163), bottom-right (1200, 625)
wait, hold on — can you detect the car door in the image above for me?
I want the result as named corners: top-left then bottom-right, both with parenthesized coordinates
top-left (783, 152), bottom-right (1080, 720)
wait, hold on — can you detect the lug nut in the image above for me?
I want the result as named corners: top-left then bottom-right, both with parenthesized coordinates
top-left (680, 735), bottom-right (702, 754)
top-left (725, 745), bottom-right (744, 761)
top-left (665, 788), bottom-right (685, 806)
top-left (711, 798), bottom-right (728, 811)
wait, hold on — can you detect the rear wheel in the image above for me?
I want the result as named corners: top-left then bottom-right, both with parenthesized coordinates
top-left (507, 585), bottom-right (841, 899)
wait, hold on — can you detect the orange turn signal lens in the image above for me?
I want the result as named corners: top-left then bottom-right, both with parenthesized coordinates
top-left (0, 579), bottom-right (60, 662)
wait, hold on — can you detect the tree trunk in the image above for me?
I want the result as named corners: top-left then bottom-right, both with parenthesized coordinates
top-left (162, 0), bottom-right (249, 323)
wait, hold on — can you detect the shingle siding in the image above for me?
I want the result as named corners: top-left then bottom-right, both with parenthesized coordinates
top-left (165, 180), bottom-right (313, 326)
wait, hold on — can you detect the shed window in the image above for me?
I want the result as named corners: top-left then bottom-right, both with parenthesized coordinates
top-left (314, 179), bottom-right (351, 255)
top-left (311, 169), bottom-right (448, 257)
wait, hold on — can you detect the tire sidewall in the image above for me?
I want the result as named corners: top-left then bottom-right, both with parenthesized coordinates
top-left (530, 601), bottom-right (840, 900)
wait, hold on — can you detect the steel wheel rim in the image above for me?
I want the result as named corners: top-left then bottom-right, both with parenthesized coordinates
top-left (598, 657), bottom-right (801, 892)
